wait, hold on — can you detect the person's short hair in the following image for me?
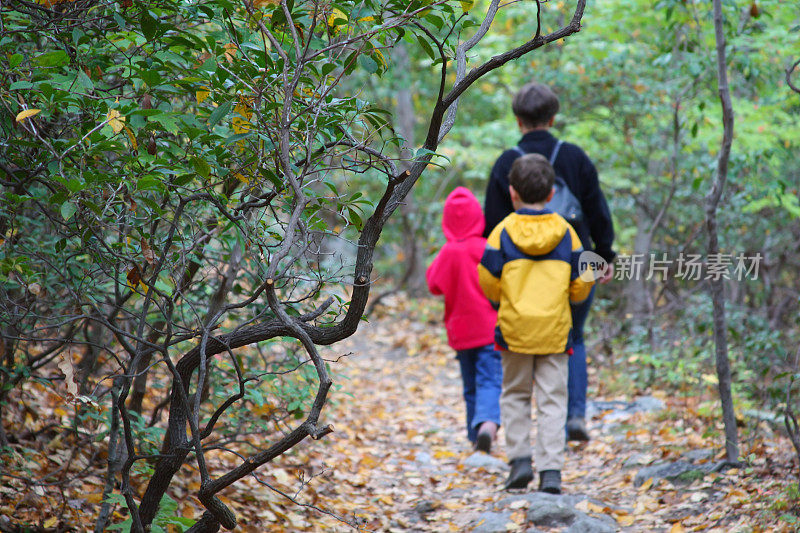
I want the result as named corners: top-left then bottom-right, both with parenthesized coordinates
top-left (512, 82), bottom-right (560, 128)
top-left (509, 153), bottom-right (555, 204)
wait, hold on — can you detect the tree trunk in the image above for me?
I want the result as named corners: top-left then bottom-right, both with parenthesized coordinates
top-left (707, 0), bottom-right (739, 463)
top-left (395, 43), bottom-right (427, 297)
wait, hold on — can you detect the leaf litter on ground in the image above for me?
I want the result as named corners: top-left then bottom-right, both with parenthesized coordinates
top-left (1, 293), bottom-right (798, 531)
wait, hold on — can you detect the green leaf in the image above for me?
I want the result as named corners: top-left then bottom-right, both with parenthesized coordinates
top-left (347, 206), bottom-right (363, 231)
top-left (36, 50), bottom-right (69, 67)
top-left (174, 174), bottom-right (195, 186)
top-left (322, 63), bottom-right (336, 76)
top-left (225, 132), bottom-right (252, 145)
top-left (199, 4), bottom-right (215, 18)
top-left (207, 100), bottom-right (233, 128)
top-left (66, 179), bottom-right (83, 193)
top-left (137, 175), bottom-right (163, 191)
top-left (76, 70), bottom-right (94, 91)
top-left (358, 54), bottom-right (378, 74)
top-left (61, 202), bottom-right (77, 221)
top-left (415, 34), bottom-right (436, 60)
top-left (10, 81), bottom-right (33, 90)
top-left (259, 167), bottom-right (282, 188)
top-left (140, 11), bottom-right (158, 41)
top-left (9, 54), bottom-right (22, 68)
top-left (192, 158), bottom-right (211, 178)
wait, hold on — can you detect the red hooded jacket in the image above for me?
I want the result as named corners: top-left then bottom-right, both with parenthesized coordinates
top-left (426, 187), bottom-right (498, 351)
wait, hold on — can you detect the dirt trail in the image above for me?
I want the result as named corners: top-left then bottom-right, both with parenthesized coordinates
top-left (291, 299), bottom-right (792, 532)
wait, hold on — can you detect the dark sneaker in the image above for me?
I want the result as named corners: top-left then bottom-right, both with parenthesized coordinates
top-left (566, 417), bottom-right (590, 442)
top-left (475, 421), bottom-right (497, 453)
top-left (538, 469), bottom-right (561, 494)
top-left (504, 457), bottom-right (533, 490)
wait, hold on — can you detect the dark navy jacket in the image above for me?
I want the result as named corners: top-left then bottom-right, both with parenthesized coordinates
top-left (483, 129), bottom-right (616, 263)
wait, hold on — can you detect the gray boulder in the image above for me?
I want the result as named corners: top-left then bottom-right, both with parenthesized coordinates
top-left (496, 491), bottom-right (586, 510)
top-left (526, 503), bottom-right (580, 528)
top-left (471, 511), bottom-right (512, 533)
top-left (634, 460), bottom-right (715, 487)
top-left (566, 515), bottom-right (617, 533)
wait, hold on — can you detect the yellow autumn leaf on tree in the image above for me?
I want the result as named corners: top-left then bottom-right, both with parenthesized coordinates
top-left (231, 117), bottom-right (251, 134)
top-left (196, 87), bottom-right (210, 104)
top-left (328, 8), bottom-right (347, 28)
top-left (233, 99), bottom-right (253, 120)
top-left (106, 109), bottom-right (125, 134)
top-left (460, 0), bottom-right (474, 12)
top-left (224, 43), bottom-right (238, 63)
top-left (16, 108), bottom-right (41, 122)
top-left (124, 126), bottom-right (138, 149)
top-left (373, 49), bottom-right (387, 69)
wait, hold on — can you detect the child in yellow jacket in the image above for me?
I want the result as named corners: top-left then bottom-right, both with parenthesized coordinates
top-left (478, 153), bottom-right (594, 493)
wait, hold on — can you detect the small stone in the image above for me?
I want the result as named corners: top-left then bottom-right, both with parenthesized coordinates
top-left (414, 451), bottom-right (433, 465)
top-left (463, 452), bottom-right (509, 471)
top-left (414, 500), bottom-right (436, 515)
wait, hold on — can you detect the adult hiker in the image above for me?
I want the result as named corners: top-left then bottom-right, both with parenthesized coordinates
top-left (483, 82), bottom-right (616, 442)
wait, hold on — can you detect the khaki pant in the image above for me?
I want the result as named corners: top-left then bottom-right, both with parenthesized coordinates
top-left (501, 351), bottom-right (568, 471)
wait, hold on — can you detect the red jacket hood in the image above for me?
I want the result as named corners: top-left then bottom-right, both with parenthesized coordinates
top-left (442, 187), bottom-right (485, 241)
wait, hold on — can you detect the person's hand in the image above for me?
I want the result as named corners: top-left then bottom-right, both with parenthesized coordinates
top-left (597, 262), bottom-right (614, 284)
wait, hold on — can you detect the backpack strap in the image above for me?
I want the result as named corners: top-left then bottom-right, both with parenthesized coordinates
top-left (549, 140), bottom-right (564, 165)
top-left (512, 140), bottom-right (564, 164)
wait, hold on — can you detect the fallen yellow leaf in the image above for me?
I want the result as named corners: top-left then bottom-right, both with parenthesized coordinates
top-left (639, 477), bottom-right (654, 491)
top-left (670, 523), bottom-right (685, 533)
top-left (86, 493), bottom-right (104, 504)
top-left (43, 517), bottom-right (58, 528)
top-left (616, 513), bottom-right (635, 526)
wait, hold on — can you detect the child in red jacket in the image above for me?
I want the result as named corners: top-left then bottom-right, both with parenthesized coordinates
top-left (426, 187), bottom-right (502, 452)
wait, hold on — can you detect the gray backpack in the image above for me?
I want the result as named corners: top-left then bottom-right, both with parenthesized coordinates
top-left (512, 140), bottom-right (584, 224)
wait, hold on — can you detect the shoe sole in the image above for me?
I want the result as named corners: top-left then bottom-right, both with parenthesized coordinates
top-left (567, 433), bottom-right (589, 442)
top-left (505, 473), bottom-right (533, 490)
top-left (539, 486), bottom-right (561, 494)
top-left (566, 428), bottom-right (590, 442)
top-left (476, 432), bottom-right (492, 453)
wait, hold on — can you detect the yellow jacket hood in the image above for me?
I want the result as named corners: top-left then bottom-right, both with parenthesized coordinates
top-left (501, 211), bottom-right (571, 256)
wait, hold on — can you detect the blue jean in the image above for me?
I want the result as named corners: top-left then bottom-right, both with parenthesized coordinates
top-left (568, 286), bottom-right (595, 419)
top-left (457, 344), bottom-right (503, 442)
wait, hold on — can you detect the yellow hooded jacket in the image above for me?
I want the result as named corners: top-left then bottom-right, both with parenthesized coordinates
top-left (478, 208), bottom-right (594, 355)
